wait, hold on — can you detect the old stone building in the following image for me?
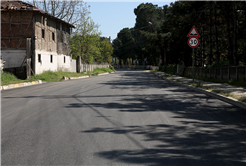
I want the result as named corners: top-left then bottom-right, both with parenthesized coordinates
top-left (1, 1), bottom-right (75, 76)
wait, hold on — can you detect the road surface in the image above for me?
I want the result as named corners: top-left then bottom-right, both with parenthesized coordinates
top-left (2, 70), bottom-right (246, 165)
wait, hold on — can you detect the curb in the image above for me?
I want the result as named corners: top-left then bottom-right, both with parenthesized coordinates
top-left (69, 76), bottom-right (90, 80)
top-left (153, 72), bottom-right (246, 110)
top-left (1, 80), bottom-right (43, 91)
top-left (1, 71), bottom-right (115, 91)
top-left (63, 72), bottom-right (114, 81)
top-left (98, 72), bottom-right (109, 76)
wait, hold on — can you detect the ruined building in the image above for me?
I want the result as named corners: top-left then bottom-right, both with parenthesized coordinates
top-left (1, 1), bottom-right (75, 77)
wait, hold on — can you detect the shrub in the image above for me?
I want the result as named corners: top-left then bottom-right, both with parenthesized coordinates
top-left (109, 65), bottom-right (115, 71)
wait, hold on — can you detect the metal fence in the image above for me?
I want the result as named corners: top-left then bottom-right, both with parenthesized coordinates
top-left (184, 66), bottom-right (246, 81)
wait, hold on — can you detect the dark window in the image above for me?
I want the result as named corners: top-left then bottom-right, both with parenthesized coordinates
top-left (52, 32), bottom-right (55, 41)
top-left (43, 17), bottom-right (45, 25)
top-left (50, 55), bottom-right (53, 63)
top-left (64, 56), bottom-right (66, 63)
top-left (38, 54), bottom-right (41, 63)
top-left (42, 29), bottom-right (45, 38)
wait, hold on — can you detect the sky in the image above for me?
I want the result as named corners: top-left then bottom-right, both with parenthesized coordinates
top-left (85, 1), bottom-right (176, 41)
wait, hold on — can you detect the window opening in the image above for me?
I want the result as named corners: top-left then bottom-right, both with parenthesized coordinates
top-left (43, 17), bottom-right (45, 25)
top-left (52, 32), bottom-right (55, 41)
top-left (38, 54), bottom-right (41, 63)
top-left (42, 29), bottom-right (45, 38)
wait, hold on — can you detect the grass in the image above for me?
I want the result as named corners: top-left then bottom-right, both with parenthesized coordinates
top-left (1, 67), bottom-right (115, 86)
top-left (239, 97), bottom-right (246, 103)
top-left (182, 74), bottom-right (246, 88)
top-left (1, 71), bottom-right (31, 85)
top-left (149, 69), bottom-right (157, 72)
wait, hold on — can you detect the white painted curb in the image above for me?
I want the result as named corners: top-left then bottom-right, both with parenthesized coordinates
top-left (1, 80), bottom-right (43, 91)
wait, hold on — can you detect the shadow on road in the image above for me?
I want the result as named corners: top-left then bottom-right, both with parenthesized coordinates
top-left (3, 70), bottom-right (246, 166)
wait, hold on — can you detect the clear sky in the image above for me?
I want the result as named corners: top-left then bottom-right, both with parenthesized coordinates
top-left (85, 1), bottom-right (176, 41)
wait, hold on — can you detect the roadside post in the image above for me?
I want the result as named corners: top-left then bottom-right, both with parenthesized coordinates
top-left (187, 26), bottom-right (200, 82)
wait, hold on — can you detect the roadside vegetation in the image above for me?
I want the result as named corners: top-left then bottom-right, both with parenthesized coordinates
top-left (184, 80), bottom-right (246, 104)
top-left (1, 67), bottom-right (115, 86)
top-left (156, 71), bottom-right (246, 104)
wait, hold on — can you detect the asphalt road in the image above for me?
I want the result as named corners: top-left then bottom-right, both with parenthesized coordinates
top-left (2, 70), bottom-right (246, 166)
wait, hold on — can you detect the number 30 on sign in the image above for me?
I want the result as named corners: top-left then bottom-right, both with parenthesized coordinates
top-left (188, 37), bottom-right (199, 48)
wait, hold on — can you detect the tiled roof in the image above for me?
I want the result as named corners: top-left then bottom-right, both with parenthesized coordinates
top-left (1, 1), bottom-right (75, 28)
top-left (1, 1), bottom-right (39, 10)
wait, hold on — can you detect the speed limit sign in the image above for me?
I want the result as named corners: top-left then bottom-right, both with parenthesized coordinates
top-left (188, 37), bottom-right (199, 48)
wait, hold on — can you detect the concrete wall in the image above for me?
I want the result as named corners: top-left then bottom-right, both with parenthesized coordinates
top-left (1, 50), bottom-right (26, 68)
top-left (80, 64), bottom-right (109, 72)
top-left (34, 50), bottom-right (71, 75)
top-left (71, 59), bottom-right (76, 72)
top-left (57, 54), bottom-right (71, 72)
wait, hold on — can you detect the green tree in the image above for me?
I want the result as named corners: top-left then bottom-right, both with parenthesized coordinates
top-left (99, 37), bottom-right (113, 64)
top-left (70, 16), bottom-right (101, 64)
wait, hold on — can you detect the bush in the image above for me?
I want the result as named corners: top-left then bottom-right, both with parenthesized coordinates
top-left (109, 65), bottom-right (115, 71)
top-left (159, 64), bottom-right (177, 75)
top-left (210, 60), bottom-right (230, 67)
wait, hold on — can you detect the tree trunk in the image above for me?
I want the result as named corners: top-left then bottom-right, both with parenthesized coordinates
top-left (232, 2), bottom-right (238, 66)
top-left (209, 1), bottom-right (213, 65)
top-left (214, 2), bottom-right (219, 63)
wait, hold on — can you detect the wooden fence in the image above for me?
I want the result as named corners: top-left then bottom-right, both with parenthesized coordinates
top-left (184, 66), bottom-right (246, 81)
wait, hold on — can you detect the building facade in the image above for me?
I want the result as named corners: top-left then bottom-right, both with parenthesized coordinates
top-left (1, 1), bottom-right (74, 75)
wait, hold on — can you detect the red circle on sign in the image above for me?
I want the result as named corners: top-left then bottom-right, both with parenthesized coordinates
top-left (188, 37), bottom-right (199, 48)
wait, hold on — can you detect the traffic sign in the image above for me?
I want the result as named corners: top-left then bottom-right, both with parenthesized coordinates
top-left (188, 37), bottom-right (199, 48)
top-left (187, 26), bottom-right (200, 37)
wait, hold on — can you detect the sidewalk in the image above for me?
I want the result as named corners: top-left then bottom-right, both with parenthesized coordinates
top-left (153, 71), bottom-right (246, 110)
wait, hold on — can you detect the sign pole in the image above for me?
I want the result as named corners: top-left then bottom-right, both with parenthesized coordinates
top-left (187, 26), bottom-right (199, 82)
top-left (192, 48), bottom-right (194, 82)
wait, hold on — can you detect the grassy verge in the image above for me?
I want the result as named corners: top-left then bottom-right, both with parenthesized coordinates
top-left (155, 71), bottom-right (246, 104)
top-left (1, 67), bottom-right (115, 86)
top-left (176, 79), bottom-right (246, 104)
top-left (182, 74), bottom-right (246, 88)
top-left (149, 69), bottom-right (157, 72)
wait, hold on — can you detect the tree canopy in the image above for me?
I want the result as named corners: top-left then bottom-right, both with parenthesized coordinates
top-left (70, 17), bottom-right (113, 64)
top-left (112, 1), bottom-right (246, 67)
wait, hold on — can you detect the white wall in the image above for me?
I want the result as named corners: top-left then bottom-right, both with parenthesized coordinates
top-left (35, 50), bottom-right (71, 75)
top-left (71, 59), bottom-right (76, 72)
top-left (1, 50), bottom-right (26, 68)
top-left (57, 54), bottom-right (71, 72)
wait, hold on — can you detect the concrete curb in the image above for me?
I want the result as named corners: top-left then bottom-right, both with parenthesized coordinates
top-left (1, 71), bottom-right (115, 91)
top-left (98, 72), bottom-right (109, 76)
top-left (69, 76), bottom-right (90, 80)
top-left (1, 80), bottom-right (43, 91)
top-left (153, 72), bottom-right (246, 110)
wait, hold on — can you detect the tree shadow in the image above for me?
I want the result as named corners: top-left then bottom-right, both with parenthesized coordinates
top-left (3, 70), bottom-right (246, 165)
top-left (83, 123), bottom-right (246, 166)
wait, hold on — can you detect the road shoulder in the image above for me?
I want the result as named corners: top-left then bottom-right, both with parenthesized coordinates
top-left (153, 71), bottom-right (246, 110)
